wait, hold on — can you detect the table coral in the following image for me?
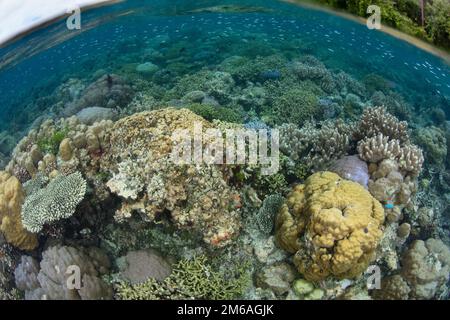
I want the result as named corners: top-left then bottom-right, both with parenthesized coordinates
top-left (21, 172), bottom-right (87, 233)
top-left (275, 171), bottom-right (384, 282)
top-left (0, 171), bottom-right (38, 251)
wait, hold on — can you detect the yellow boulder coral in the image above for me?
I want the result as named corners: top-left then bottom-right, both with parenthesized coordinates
top-left (0, 171), bottom-right (38, 251)
top-left (275, 171), bottom-right (384, 282)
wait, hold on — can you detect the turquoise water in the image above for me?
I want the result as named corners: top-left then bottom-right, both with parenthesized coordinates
top-left (1, 0), bottom-right (450, 301)
top-left (0, 0), bottom-right (448, 135)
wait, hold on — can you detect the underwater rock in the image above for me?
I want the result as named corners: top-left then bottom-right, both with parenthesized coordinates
top-left (61, 74), bottom-right (133, 118)
top-left (118, 249), bottom-right (172, 284)
top-left (256, 262), bottom-right (296, 296)
top-left (275, 172), bottom-right (384, 282)
top-left (329, 155), bottom-right (369, 188)
top-left (76, 107), bottom-right (117, 125)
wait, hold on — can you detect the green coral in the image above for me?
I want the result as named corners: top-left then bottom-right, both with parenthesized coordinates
top-left (37, 128), bottom-right (68, 155)
top-left (115, 255), bottom-right (251, 300)
top-left (21, 172), bottom-right (87, 233)
top-left (185, 104), bottom-right (243, 123)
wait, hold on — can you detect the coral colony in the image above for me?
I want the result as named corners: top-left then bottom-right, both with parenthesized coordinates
top-left (170, 121), bottom-right (280, 175)
top-left (0, 0), bottom-right (449, 301)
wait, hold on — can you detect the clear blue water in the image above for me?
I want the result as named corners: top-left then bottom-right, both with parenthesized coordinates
top-left (0, 0), bottom-right (449, 135)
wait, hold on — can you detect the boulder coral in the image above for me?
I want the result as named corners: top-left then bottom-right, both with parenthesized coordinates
top-left (105, 108), bottom-right (241, 247)
top-left (0, 171), bottom-right (38, 251)
top-left (275, 171), bottom-right (384, 282)
top-left (15, 245), bottom-right (112, 300)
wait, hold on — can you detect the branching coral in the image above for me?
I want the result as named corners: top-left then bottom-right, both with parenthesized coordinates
top-left (279, 120), bottom-right (354, 172)
top-left (275, 172), bottom-right (384, 282)
top-left (356, 106), bottom-right (410, 143)
top-left (21, 172), bottom-right (87, 233)
top-left (0, 171), bottom-right (38, 251)
top-left (115, 255), bottom-right (250, 300)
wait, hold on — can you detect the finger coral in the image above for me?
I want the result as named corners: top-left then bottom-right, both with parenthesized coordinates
top-left (275, 171), bottom-right (384, 282)
top-left (115, 255), bottom-right (250, 300)
top-left (0, 171), bottom-right (38, 251)
top-left (21, 172), bottom-right (87, 233)
top-left (356, 106), bottom-right (409, 143)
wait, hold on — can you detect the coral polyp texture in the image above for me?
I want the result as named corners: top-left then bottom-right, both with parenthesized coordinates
top-left (0, 171), bottom-right (38, 251)
top-left (275, 171), bottom-right (385, 282)
top-left (15, 245), bottom-right (112, 300)
top-left (21, 172), bottom-right (87, 233)
top-left (105, 108), bottom-right (241, 247)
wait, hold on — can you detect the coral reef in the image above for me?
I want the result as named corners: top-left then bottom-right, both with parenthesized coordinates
top-left (275, 172), bottom-right (384, 281)
top-left (279, 120), bottom-right (354, 172)
top-left (105, 108), bottom-right (241, 247)
top-left (374, 239), bottom-right (450, 300)
top-left (15, 245), bottom-right (112, 300)
top-left (413, 126), bottom-right (447, 167)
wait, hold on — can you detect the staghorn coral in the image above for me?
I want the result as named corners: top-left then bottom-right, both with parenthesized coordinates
top-left (356, 106), bottom-right (410, 143)
top-left (0, 172), bottom-right (38, 251)
top-left (275, 172), bottom-right (384, 282)
top-left (115, 255), bottom-right (250, 300)
top-left (105, 108), bottom-right (241, 248)
top-left (21, 172), bottom-right (87, 233)
top-left (15, 245), bottom-right (112, 300)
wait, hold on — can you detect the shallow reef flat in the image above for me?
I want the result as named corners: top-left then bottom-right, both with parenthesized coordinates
top-left (0, 0), bottom-right (449, 301)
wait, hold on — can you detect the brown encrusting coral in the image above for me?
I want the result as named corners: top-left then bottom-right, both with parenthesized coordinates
top-left (105, 108), bottom-right (241, 248)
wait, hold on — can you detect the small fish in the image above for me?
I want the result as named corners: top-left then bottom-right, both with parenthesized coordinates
top-left (187, 5), bottom-right (273, 14)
